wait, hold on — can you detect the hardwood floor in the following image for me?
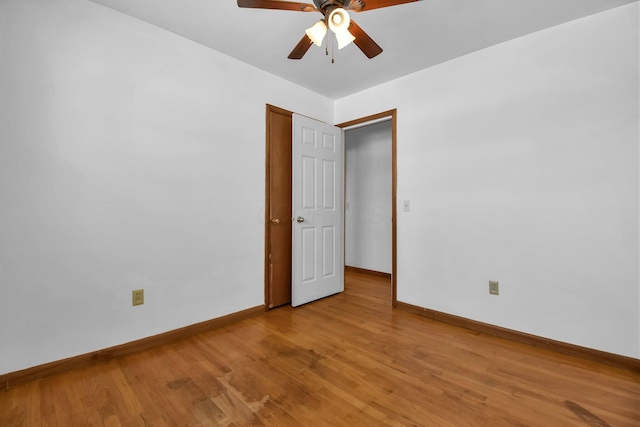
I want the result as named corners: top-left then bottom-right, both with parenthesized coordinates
top-left (1, 270), bottom-right (639, 426)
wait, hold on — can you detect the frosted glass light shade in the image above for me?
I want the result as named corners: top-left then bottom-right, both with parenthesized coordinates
top-left (327, 8), bottom-right (354, 49)
top-left (328, 8), bottom-right (350, 33)
top-left (334, 29), bottom-right (355, 49)
top-left (305, 20), bottom-right (327, 46)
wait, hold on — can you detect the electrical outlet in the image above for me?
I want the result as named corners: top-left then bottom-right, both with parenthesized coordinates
top-left (132, 289), bottom-right (144, 306)
top-left (489, 281), bottom-right (499, 296)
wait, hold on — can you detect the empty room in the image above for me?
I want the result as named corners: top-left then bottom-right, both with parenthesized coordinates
top-left (1, 0), bottom-right (638, 425)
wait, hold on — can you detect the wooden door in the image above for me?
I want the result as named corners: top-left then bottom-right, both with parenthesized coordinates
top-left (291, 114), bottom-right (344, 307)
top-left (265, 105), bottom-right (292, 308)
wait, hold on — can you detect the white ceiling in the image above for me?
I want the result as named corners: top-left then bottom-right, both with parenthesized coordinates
top-left (88, 0), bottom-right (636, 99)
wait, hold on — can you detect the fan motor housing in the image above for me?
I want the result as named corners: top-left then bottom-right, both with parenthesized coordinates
top-left (313, 0), bottom-right (347, 12)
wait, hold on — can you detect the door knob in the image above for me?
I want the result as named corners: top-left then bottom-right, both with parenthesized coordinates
top-left (271, 218), bottom-right (280, 224)
top-left (296, 217), bottom-right (305, 223)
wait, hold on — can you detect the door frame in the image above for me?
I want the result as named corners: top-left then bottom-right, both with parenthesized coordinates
top-left (264, 106), bottom-right (398, 308)
top-left (337, 109), bottom-right (398, 307)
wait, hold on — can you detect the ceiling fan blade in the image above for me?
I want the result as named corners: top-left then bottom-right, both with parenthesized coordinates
top-left (346, 0), bottom-right (417, 12)
top-left (288, 34), bottom-right (314, 59)
top-left (237, 0), bottom-right (317, 12)
top-left (348, 20), bottom-right (383, 58)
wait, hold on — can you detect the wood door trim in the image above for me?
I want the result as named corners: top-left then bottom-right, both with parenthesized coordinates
top-left (337, 109), bottom-right (398, 307)
top-left (265, 104), bottom-right (293, 309)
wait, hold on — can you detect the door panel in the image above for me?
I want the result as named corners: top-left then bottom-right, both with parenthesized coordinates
top-left (302, 228), bottom-right (316, 282)
top-left (292, 114), bottom-right (344, 307)
top-left (322, 226), bottom-right (335, 276)
top-left (302, 156), bottom-right (316, 209)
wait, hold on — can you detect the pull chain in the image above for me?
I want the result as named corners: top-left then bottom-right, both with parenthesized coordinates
top-left (322, 29), bottom-right (336, 64)
top-left (331, 31), bottom-right (335, 64)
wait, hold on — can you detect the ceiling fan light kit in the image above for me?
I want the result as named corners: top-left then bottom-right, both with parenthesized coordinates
top-left (237, 0), bottom-right (418, 60)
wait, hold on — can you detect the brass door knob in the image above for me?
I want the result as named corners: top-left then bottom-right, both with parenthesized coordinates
top-left (271, 218), bottom-right (280, 224)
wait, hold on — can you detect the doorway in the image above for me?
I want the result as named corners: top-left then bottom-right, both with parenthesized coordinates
top-left (344, 119), bottom-right (393, 276)
top-left (264, 106), bottom-right (397, 308)
top-left (337, 109), bottom-right (397, 308)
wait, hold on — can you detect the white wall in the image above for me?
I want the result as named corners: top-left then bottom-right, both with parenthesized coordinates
top-left (0, 0), bottom-right (333, 374)
top-left (336, 4), bottom-right (639, 358)
top-left (345, 122), bottom-right (393, 273)
top-left (1, 0), bottom-right (637, 375)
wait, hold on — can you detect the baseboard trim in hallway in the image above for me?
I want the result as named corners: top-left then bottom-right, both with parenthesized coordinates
top-left (345, 265), bottom-right (391, 279)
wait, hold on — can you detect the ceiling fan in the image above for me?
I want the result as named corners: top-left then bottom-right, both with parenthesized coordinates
top-left (237, 0), bottom-right (418, 60)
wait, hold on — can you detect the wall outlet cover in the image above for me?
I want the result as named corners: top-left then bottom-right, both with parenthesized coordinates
top-left (132, 289), bottom-right (144, 306)
top-left (489, 281), bottom-right (499, 296)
